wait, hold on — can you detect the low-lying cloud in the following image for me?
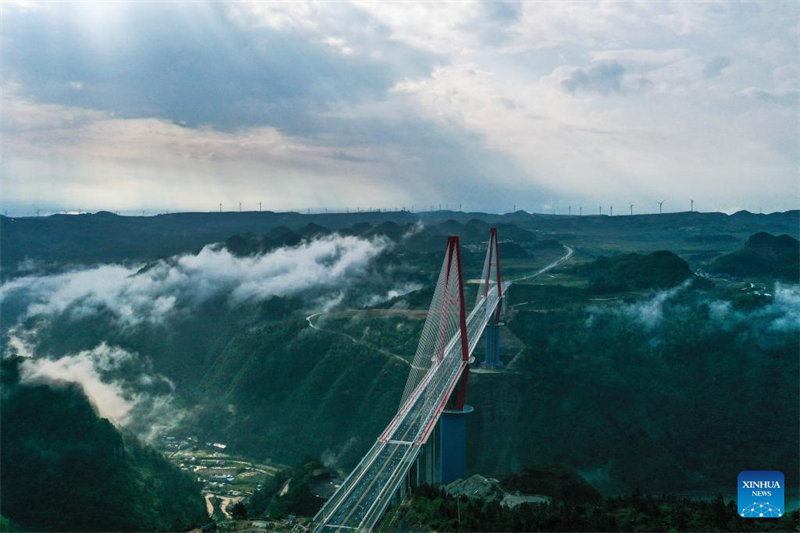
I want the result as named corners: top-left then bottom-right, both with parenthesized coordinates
top-left (619, 280), bottom-right (691, 329)
top-left (0, 234), bottom-right (391, 327)
top-left (365, 282), bottom-right (424, 307)
top-left (585, 280), bottom-right (690, 331)
top-left (21, 343), bottom-right (139, 425)
top-left (18, 342), bottom-right (182, 440)
top-left (586, 282), bottom-right (800, 348)
top-left (402, 220), bottom-right (425, 240)
top-left (708, 283), bottom-right (800, 335)
top-left (1, 233), bottom-right (410, 442)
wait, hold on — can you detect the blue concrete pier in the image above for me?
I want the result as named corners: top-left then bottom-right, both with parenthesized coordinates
top-left (439, 405), bottom-right (473, 484)
top-left (482, 323), bottom-right (502, 368)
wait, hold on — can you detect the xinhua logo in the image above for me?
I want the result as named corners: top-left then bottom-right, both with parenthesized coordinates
top-left (738, 471), bottom-right (784, 518)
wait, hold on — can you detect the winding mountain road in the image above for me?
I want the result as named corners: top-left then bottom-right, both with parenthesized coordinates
top-left (512, 245), bottom-right (574, 282)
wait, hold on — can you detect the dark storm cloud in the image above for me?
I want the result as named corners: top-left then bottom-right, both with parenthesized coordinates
top-left (0, 2), bottom-right (436, 132)
top-left (467, 1), bottom-right (522, 47)
top-left (3, 1), bottom-right (795, 215)
top-left (738, 87), bottom-right (798, 107)
top-left (561, 61), bottom-right (625, 94)
top-left (484, 1), bottom-right (522, 23)
top-left (1, 1), bottom-right (527, 206)
top-left (329, 151), bottom-right (375, 163)
top-left (703, 56), bottom-right (732, 77)
top-left (0, 1), bottom-right (547, 215)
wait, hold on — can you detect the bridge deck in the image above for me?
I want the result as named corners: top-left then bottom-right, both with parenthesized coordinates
top-left (314, 245), bottom-right (572, 532)
top-left (314, 286), bottom-right (507, 531)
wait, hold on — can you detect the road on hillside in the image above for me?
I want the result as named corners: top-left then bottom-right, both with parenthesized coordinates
top-left (512, 245), bottom-right (574, 282)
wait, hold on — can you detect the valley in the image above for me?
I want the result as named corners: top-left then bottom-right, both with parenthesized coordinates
top-left (4, 3), bottom-right (798, 530)
top-left (1, 209), bottom-right (798, 531)
top-left (155, 435), bottom-right (288, 519)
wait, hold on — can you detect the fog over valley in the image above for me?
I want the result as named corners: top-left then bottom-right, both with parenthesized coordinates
top-left (1, 1), bottom-right (798, 531)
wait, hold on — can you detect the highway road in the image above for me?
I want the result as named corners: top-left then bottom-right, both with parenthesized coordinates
top-left (314, 245), bottom-right (574, 531)
top-left (314, 288), bottom-right (501, 531)
top-left (512, 245), bottom-right (574, 282)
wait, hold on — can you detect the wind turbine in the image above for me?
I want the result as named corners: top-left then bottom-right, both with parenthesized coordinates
top-left (657, 200), bottom-right (664, 214)
top-left (219, 202), bottom-right (222, 213)
top-left (568, 206), bottom-right (571, 216)
top-left (239, 201), bottom-right (242, 213)
top-left (258, 201), bottom-right (262, 212)
top-left (599, 205), bottom-right (602, 215)
top-left (690, 199), bottom-right (694, 212)
top-left (579, 206), bottom-right (582, 216)
top-left (610, 206), bottom-right (613, 217)
top-left (629, 202), bottom-right (633, 216)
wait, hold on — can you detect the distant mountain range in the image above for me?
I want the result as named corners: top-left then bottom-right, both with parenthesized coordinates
top-left (2, 209), bottom-right (797, 276)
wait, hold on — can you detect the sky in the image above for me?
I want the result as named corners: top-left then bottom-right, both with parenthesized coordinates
top-left (1, 0), bottom-right (797, 215)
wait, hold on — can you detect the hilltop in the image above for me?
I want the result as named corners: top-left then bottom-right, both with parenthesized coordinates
top-left (709, 232), bottom-right (799, 281)
top-left (575, 250), bottom-right (693, 293)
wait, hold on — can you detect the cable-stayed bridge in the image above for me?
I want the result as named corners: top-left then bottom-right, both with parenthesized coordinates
top-left (313, 229), bottom-right (509, 532)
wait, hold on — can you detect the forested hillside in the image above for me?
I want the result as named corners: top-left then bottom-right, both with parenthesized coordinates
top-left (467, 284), bottom-right (799, 492)
top-left (574, 250), bottom-right (693, 293)
top-left (189, 319), bottom-right (408, 468)
top-left (710, 232), bottom-right (799, 281)
top-left (1, 211), bottom-right (798, 529)
top-left (0, 358), bottom-right (208, 532)
top-left (388, 485), bottom-right (799, 532)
